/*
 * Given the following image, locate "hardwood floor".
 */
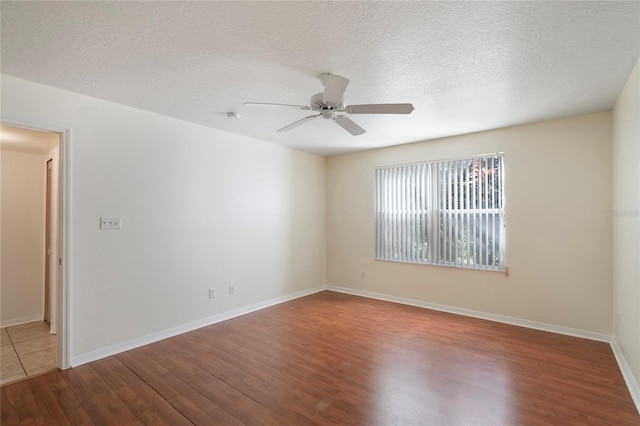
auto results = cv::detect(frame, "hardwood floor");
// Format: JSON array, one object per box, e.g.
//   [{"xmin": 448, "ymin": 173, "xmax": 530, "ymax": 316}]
[{"xmin": 1, "ymin": 291, "xmax": 638, "ymax": 425}]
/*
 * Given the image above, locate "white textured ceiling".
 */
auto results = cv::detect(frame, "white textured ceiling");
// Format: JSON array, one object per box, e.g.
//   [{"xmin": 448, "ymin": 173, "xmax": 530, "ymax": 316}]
[{"xmin": 1, "ymin": 1, "xmax": 638, "ymax": 156}]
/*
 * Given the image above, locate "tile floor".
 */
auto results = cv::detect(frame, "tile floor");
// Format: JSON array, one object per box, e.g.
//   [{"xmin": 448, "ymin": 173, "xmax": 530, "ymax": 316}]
[{"xmin": 1, "ymin": 321, "xmax": 57, "ymax": 386}]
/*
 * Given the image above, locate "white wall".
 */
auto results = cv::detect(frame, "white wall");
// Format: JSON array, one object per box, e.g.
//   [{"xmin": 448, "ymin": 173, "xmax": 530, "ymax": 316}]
[
  {"xmin": 1, "ymin": 75, "xmax": 326, "ymax": 362},
  {"xmin": 613, "ymin": 59, "xmax": 640, "ymax": 388},
  {"xmin": 1, "ymin": 150, "xmax": 45, "ymax": 326},
  {"xmin": 327, "ymin": 112, "xmax": 613, "ymax": 333}
]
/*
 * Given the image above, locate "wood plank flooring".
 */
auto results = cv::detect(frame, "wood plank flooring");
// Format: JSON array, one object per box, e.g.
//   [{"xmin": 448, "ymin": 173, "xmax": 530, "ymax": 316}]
[{"xmin": 1, "ymin": 291, "xmax": 638, "ymax": 425}]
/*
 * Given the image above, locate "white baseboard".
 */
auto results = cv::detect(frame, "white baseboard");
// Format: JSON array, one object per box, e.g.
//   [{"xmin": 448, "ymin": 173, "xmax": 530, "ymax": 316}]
[
  {"xmin": 1, "ymin": 314, "xmax": 43, "ymax": 329},
  {"xmin": 610, "ymin": 337, "xmax": 640, "ymax": 414},
  {"xmin": 70, "ymin": 286, "xmax": 325, "ymax": 367},
  {"xmin": 327, "ymin": 285, "xmax": 611, "ymax": 342},
  {"xmin": 68, "ymin": 282, "xmax": 640, "ymax": 415}
]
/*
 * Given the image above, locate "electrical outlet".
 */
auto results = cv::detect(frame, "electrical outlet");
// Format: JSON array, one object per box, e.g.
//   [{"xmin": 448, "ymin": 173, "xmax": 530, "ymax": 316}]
[
  {"xmin": 229, "ymin": 285, "xmax": 235, "ymax": 295},
  {"xmin": 209, "ymin": 288, "xmax": 215, "ymax": 299},
  {"xmin": 100, "ymin": 217, "xmax": 121, "ymax": 230}
]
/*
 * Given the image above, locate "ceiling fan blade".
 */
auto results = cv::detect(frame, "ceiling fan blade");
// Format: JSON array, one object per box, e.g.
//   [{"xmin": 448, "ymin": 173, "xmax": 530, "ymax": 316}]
[
  {"xmin": 277, "ymin": 114, "xmax": 321, "ymax": 132},
  {"xmin": 244, "ymin": 102, "xmax": 311, "ymax": 110},
  {"xmin": 346, "ymin": 103, "xmax": 415, "ymax": 114},
  {"xmin": 334, "ymin": 116, "xmax": 366, "ymax": 136},
  {"xmin": 323, "ymin": 74, "xmax": 350, "ymax": 104}
]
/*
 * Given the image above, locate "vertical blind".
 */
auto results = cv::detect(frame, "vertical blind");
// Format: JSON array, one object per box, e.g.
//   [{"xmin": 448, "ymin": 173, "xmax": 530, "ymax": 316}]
[{"xmin": 375, "ymin": 154, "xmax": 505, "ymax": 271}]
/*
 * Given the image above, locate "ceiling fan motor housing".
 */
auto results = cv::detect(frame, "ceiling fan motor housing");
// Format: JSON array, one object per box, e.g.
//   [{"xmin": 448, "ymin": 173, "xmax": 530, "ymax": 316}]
[{"xmin": 310, "ymin": 93, "xmax": 344, "ymax": 119}]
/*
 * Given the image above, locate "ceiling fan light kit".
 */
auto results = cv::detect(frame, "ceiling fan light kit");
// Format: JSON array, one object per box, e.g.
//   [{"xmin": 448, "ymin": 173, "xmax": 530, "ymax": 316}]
[{"xmin": 244, "ymin": 73, "xmax": 414, "ymax": 136}]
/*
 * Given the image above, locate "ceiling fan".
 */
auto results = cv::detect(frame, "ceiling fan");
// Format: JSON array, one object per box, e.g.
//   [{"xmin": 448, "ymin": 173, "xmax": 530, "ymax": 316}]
[{"xmin": 244, "ymin": 73, "xmax": 414, "ymax": 136}]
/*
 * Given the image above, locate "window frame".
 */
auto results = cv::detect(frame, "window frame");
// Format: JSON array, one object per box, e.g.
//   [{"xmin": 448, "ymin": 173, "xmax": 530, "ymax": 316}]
[{"xmin": 374, "ymin": 153, "xmax": 506, "ymax": 272}]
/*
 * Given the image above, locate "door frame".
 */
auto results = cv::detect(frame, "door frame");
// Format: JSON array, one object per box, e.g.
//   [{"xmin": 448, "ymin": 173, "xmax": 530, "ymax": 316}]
[
  {"xmin": 44, "ymin": 157, "xmax": 53, "ymax": 326},
  {"xmin": 2, "ymin": 117, "xmax": 71, "ymax": 370}
]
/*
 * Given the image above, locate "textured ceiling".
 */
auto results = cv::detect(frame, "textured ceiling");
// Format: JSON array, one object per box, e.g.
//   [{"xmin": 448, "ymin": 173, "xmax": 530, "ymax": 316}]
[{"xmin": 1, "ymin": 1, "xmax": 638, "ymax": 156}]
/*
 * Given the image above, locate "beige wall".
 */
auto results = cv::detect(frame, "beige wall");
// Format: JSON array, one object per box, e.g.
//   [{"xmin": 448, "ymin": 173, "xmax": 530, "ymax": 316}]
[
  {"xmin": 1, "ymin": 75, "xmax": 326, "ymax": 362},
  {"xmin": 327, "ymin": 111, "xmax": 613, "ymax": 333},
  {"xmin": 613, "ymin": 58, "xmax": 640, "ymax": 385},
  {"xmin": 1, "ymin": 150, "xmax": 45, "ymax": 326},
  {"xmin": 1, "ymin": 71, "xmax": 626, "ymax": 368}
]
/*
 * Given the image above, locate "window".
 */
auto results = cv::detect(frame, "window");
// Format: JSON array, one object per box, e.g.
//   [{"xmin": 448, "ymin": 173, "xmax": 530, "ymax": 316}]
[{"xmin": 375, "ymin": 154, "xmax": 505, "ymax": 271}]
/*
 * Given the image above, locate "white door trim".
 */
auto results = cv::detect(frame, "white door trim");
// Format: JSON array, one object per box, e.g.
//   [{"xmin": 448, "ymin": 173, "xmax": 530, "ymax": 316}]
[{"xmin": 1, "ymin": 116, "xmax": 71, "ymax": 370}]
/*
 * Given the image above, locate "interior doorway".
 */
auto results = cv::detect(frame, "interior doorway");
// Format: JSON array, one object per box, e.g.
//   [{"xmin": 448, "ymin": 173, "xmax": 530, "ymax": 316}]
[{"xmin": 0, "ymin": 122, "xmax": 68, "ymax": 385}]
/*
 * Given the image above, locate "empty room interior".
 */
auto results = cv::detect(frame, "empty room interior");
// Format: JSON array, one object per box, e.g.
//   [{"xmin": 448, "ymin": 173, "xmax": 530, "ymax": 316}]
[{"xmin": 1, "ymin": 1, "xmax": 639, "ymax": 425}]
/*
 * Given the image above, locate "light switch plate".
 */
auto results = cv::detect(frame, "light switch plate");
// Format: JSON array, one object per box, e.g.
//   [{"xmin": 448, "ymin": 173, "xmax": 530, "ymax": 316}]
[{"xmin": 100, "ymin": 217, "xmax": 121, "ymax": 230}]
